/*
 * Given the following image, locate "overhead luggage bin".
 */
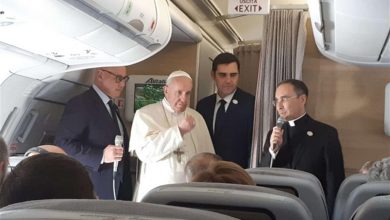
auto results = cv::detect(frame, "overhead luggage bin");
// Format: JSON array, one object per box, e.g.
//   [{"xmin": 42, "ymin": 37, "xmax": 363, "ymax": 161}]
[
  {"xmin": 0, "ymin": 0, "xmax": 172, "ymax": 82},
  {"xmin": 308, "ymin": 0, "xmax": 390, "ymax": 67}
]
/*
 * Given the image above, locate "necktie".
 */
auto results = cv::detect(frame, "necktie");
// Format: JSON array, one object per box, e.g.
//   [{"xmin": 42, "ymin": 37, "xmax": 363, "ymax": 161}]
[
  {"xmin": 108, "ymin": 100, "xmax": 131, "ymax": 200},
  {"xmin": 214, "ymin": 99, "xmax": 226, "ymax": 135},
  {"xmin": 108, "ymin": 100, "xmax": 120, "ymax": 132}
]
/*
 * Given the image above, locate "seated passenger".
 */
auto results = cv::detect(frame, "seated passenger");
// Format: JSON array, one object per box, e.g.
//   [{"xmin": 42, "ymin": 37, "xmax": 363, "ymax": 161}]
[
  {"xmin": 0, "ymin": 137, "xmax": 9, "ymax": 185},
  {"xmin": 0, "ymin": 153, "xmax": 96, "ymax": 207},
  {"xmin": 24, "ymin": 145, "xmax": 67, "ymax": 157},
  {"xmin": 367, "ymin": 157, "xmax": 390, "ymax": 181},
  {"xmin": 359, "ymin": 160, "xmax": 375, "ymax": 174},
  {"xmin": 184, "ymin": 152, "xmax": 221, "ymax": 182},
  {"xmin": 191, "ymin": 160, "xmax": 255, "ymax": 185}
]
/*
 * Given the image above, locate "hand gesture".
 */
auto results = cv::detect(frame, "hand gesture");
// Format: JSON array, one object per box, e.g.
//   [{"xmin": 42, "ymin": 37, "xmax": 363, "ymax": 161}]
[
  {"xmin": 178, "ymin": 115, "xmax": 196, "ymax": 136},
  {"xmin": 103, "ymin": 144, "xmax": 123, "ymax": 163}
]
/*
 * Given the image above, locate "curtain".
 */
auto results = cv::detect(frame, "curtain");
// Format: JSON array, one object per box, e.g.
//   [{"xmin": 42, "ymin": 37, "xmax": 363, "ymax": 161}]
[
  {"xmin": 233, "ymin": 44, "xmax": 261, "ymax": 96},
  {"xmin": 250, "ymin": 10, "xmax": 308, "ymax": 168}
]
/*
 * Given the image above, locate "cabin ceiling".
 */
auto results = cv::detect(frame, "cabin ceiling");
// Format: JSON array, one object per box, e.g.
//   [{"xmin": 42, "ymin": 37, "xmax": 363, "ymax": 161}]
[{"xmin": 170, "ymin": 0, "xmax": 307, "ymax": 51}]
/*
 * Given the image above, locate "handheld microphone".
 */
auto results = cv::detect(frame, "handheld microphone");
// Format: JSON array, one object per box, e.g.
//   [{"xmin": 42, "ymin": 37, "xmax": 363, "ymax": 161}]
[
  {"xmin": 276, "ymin": 117, "xmax": 286, "ymax": 129},
  {"xmin": 270, "ymin": 117, "xmax": 285, "ymax": 168},
  {"xmin": 113, "ymin": 135, "xmax": 123, "ymax": 200},
  {"xmin": 113, "ymin": 135, "xmax": 123, "ymax": 173}
]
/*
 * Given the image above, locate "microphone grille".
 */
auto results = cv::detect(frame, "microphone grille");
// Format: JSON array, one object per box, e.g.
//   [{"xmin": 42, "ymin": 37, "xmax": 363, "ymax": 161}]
[
  {"xmin": 115, "ymin": 135, "xmax": 123, "ymax": 146},
  {"xmin": 276, "ymin": 117, "xmax": 286, "ymax": 128}
]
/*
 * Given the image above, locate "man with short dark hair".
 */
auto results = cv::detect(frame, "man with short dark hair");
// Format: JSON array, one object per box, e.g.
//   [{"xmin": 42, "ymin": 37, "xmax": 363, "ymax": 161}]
[
  {"xmin": 55, "ymin": 66, "xmax": 132, "ymax": 200},
  {"xmin": 261, "ymin": 79, "xmax": 345, "ymax": 215},
  {"xmin": 197, "ymin": 52, "xmax": 255, "ymax": 168},
  {"xmin": 0, "ymin": 153, "xmax": 96, "ymax": 207},
  {"xmin": 0, "ymin": 137, "xmax": 9, "ymax": 185}
]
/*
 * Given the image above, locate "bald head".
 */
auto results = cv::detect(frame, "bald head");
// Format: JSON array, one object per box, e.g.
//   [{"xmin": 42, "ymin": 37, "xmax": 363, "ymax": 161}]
[
  {"xmin": 94, "ymin": 66, "xmax": 128, "ymax": 98},
  {"xmin": 25, "ymin": 145, "xmax": 67, "ymax": 157}
]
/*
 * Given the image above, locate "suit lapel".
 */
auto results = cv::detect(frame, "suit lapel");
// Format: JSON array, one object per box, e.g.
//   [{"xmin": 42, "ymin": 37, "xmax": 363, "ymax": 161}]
[
  {"xmin": 225, "ymin": 89, "xmax": 242, "ymax": 114},
  {"xmin": 89, "ymin": 88, "xmax": 121, "ymax": 139}
]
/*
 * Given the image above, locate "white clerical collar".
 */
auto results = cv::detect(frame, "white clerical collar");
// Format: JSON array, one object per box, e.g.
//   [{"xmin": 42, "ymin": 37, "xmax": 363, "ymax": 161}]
[
  {"xmin": 217, "ymin": 89, "xmax": 236, "ymax": 104},
  {"xmin": 162, "ymin": 98, "xmax": 186, "ymax": 115},
  {"xmin": 288, "ymin": 112, "xmax": 306, "ymax": 127}
]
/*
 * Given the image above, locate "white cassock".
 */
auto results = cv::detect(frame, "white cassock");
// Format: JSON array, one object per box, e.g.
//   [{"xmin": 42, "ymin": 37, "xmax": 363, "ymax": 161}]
[{"xmin": 129, "ymin": 98, "xmax": 214, "ymax": 201}]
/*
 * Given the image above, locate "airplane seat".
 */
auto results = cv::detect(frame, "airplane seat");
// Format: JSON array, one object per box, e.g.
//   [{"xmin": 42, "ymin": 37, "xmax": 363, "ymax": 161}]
[
  {"xmin": 332, "ymin": 174, "xmax": 368, "ymax": 220},
  {"xmin": 350, "ymin": 195, "xmax": 390, "ymax": 220},
  {"xmin": 141, "ymin": 182, "xmax": 313, "ymax": 220},
  {"xmin": 247, "ymin": 168, "xmax": 328, "ymax": 220},
  {"xmin": 0, "ymin": 199, "xmax": 237, "ymax": 220},
  {"xmin": 246, "ymin": 167, "xmax": 324, "ymax": 191},
  {"xmin": 340, "ymin": 181, "xmax": 390, "ymax": 220}
]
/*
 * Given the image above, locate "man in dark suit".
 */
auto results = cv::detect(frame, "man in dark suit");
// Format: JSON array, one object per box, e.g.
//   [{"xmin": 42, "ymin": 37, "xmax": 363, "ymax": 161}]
[
  {"xmin": 55, "ymin": 66, "xmax": 132, "ymax": 200},
  {"xmin": 260, "ymin": 79, "xmax": 345, "ymax": 215},
  {"xmin": 197, "ymin": 53, "xmax": 255, "ymax": 168}
]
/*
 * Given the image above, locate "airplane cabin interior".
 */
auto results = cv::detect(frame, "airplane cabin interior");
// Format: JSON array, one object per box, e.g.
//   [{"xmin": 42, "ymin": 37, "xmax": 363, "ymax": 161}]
[{"xmin": 0, "ymin": 0, "xmax": 390, "ymax": 219}]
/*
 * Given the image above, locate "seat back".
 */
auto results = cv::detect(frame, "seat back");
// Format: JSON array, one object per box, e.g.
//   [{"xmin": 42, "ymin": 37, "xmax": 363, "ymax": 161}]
[
  {"xmin": 351, "ymin": 195, "xmax": 390, "ymax": 220},
  {"xmin": 0, "ymin": 199, "xmax": 238, "ymax": 220},
  {"xmin": 246, "ymin": 167, "xmax": 324, "ymax": 190},
  {"xmin": 247, "ymin": 168, "xmax": 328, "ymax": 220},
  {"xmin": 332, "ymin": 174, "xmax": 368, "ymax": 220},
  {"xmin": 342, "ymin": 181, "xmax": 390, "ymax": 220},
  {"xmin": 142, "ymin": 182, "xmax": 313, "ymax": 220}
]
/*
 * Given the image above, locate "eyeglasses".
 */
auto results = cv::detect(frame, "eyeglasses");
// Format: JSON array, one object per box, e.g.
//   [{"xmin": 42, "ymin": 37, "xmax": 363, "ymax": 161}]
[
  {"xmin": 101, "ymin": 69, "xmax": 129, "ymax": 83},
  {"xmin": 272, "ymin": 95, "xmax": 299, "ymax": 106}
]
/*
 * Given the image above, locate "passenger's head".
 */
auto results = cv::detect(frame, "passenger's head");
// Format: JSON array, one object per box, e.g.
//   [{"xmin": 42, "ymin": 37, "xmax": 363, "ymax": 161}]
[
  {"xmin": 274, "ymin": 79, "xmax": 308, "ymax": 121},
  {"xmin": 94, "ymin": 66, "xmax": 128, "ymax": 98},
  {"xmin": 359, "ymin": 160, "xmax": 375, "ymax": 175},
  {"xmin": 24, "ymin": 145, "xmax": 67, "ymax": 157},
  {"xmin": 0, "ymin": 137, "xmax": 9, "ymax": 184},
  {"xmin": 184, "ymin": 152, "xmax": 222, "ymax": 182},
  {"xmin": 211, "ymin": 53, "xmax": 240, "ymax": 98},
  {"xmin": 164, "ymin": 70, "xmax": 193, "ymax": 113},
  {"xmin": 367, "ymin": 157, "xmax": 390, "ymax": 181},
  {"xmin": 0, "ymin": 153, "xmax": 96, "ymax": 207},
  {"xmin": 191, "ymin": 161, "xmax": 255, "ymax": 185}
]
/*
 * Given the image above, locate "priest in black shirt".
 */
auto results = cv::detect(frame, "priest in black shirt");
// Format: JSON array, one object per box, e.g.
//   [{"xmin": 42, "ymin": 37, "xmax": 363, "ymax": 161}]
[{"xmin": 261, "ymin": 79, "xmax": 345, "ymax": 216}]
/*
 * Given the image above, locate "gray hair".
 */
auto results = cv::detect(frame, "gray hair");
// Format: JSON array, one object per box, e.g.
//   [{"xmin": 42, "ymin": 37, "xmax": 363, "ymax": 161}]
[{"xmin": 368, "ymin": 157, "xmax": 390, "ymax": 181}]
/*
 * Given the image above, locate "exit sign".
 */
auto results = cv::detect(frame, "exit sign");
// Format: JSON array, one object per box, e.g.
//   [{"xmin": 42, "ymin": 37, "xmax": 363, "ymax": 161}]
[{"xmin": 228, "ymin": 0, "xmax": 270, "ymax": 15}]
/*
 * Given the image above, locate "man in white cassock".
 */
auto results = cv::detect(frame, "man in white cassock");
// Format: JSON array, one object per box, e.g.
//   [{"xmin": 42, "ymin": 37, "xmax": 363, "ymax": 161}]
[{"xmin": 129, "ymin": 70, "xmax": 215, "ymax": 201}]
